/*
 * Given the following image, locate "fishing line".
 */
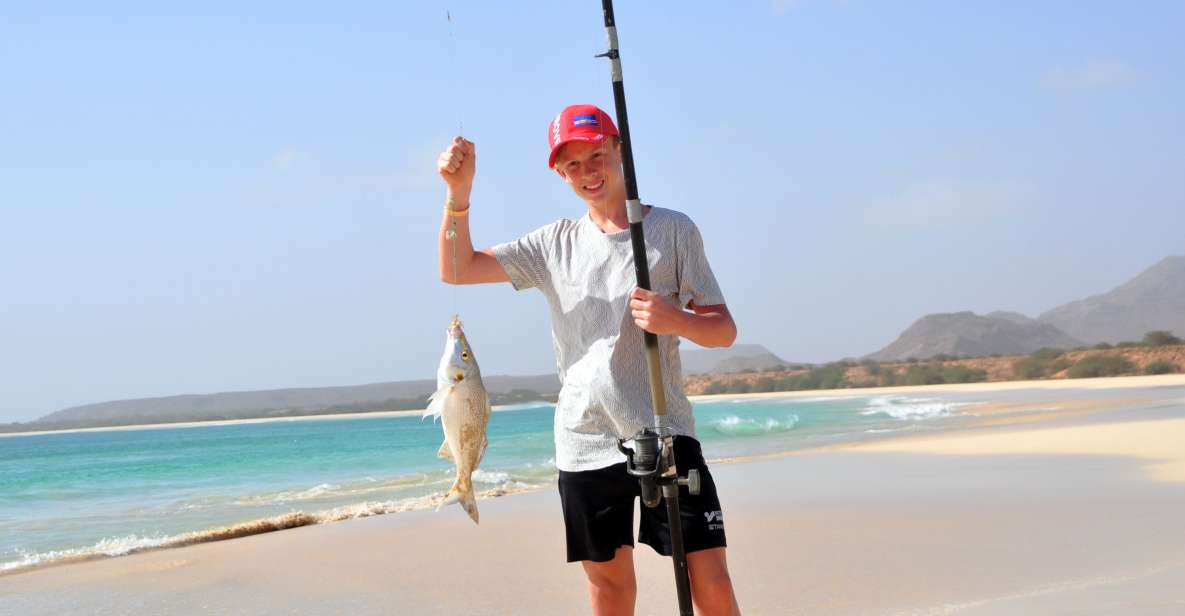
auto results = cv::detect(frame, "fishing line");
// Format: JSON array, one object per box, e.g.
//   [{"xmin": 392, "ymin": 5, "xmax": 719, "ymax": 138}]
[
  {"xmin": 446, "ymin": 9, "xmax": 463, "ymax": 137},
  {"xmin": 444, "ymin": 7, "xmax": 463, "ymax": 315}
]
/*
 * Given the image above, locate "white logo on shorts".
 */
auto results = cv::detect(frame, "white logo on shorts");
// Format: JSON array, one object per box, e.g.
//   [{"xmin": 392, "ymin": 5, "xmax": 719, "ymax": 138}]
[{"xmin": 704, "ymin": 510, "xmax": 723, "ymax": 523}]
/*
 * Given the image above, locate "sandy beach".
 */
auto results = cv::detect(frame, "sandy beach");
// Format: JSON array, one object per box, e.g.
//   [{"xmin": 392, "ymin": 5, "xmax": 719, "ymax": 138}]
[{"xmin": 4, "ymin": 376, "xmax": 1185, "ymax": 615}]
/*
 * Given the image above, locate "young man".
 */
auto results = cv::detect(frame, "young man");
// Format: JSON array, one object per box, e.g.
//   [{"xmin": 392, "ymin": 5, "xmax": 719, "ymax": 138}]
[{"xmin": 436, "ymin": 104, "xmax": 741, "ymax": 616}]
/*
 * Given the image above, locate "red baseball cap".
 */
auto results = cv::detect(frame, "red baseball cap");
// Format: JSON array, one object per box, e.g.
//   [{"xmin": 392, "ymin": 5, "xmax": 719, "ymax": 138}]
[{"xmin": 547, "ymin": 104, "xmax": 619, "ymax": 168}]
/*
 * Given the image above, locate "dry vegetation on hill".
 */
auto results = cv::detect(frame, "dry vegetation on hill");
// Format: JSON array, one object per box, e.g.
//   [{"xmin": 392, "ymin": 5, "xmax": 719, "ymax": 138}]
[{"xmin": 685, "ymin": 336, "xmax": 1185, "ymax": 396}]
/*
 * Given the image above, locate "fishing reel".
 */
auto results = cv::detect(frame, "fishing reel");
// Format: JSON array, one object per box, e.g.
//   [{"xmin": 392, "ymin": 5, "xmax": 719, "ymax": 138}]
[{"xmin": 617, "ymin": 429, "xmax": 700, "ymax": 508}]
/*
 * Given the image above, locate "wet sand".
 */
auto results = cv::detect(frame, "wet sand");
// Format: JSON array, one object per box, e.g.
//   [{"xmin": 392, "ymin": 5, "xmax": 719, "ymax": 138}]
[{"xmin": 4, "ymin": 378, "xmax": 1185, "ymax": 614}]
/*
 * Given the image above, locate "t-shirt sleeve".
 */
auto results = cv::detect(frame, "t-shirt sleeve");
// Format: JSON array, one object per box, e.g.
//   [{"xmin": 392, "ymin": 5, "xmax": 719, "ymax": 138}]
[
  {"xmin": 490, "ymin": 224, "xmax": 553, "ymax": 291},
  {"xmin": 677, "ymin": 219, "xmax": 726, "ymax": 309}
]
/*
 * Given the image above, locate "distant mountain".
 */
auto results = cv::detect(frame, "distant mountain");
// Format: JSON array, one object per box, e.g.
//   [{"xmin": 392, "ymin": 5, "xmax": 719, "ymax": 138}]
[
  {"xmin": 680, "ymin": 344, "xmax": 790, "ymax": 375},
  {"xmin": 985, "ymin": 310, "xmax": 1037, "ymax": 326},
  {"xmin": 28, "ymin": 344, "xmax": 791, "ymax": 429},
  {"xmin": 867, "ymin": 311, "xmax": 1083, "ymax": 361},
  {"xmin": 1038, "ymin": 256, "xmax": 1185, "ymax": 344},
  {"xmin": 37, "ymin": 374, "xmax": 561, "ymax": 425}
]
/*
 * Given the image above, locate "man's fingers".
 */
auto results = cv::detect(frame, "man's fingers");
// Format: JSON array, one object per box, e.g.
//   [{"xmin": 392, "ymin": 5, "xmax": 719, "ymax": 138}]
[
  {"xmin": 438, "ymin": 149, "xmax": 464, "ymax": 170},
  {"xmin": 438, "ymin": 139, "xmax": 475, "ymax": 177},
  {"xmin": 450, "ymin": 138, "xmax": 475, "ymax": 155}
]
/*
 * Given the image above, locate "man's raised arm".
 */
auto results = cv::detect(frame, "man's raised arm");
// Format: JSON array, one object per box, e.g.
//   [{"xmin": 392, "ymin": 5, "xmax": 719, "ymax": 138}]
[{"xmin": 436, "ymin": 137, "xmax": 509, "ymax": 285}]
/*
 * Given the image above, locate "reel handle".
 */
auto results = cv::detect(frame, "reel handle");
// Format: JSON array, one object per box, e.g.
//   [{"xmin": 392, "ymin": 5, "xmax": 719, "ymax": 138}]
[{"xmin": 678, "ymin": 469, "xmax": 701, "ymax": 496}]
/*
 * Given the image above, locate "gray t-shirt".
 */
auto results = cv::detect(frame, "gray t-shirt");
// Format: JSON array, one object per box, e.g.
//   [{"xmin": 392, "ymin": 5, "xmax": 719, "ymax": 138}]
[{"xmin": 491, "ymin": 207, "xmax": 726, "ymax": 472}]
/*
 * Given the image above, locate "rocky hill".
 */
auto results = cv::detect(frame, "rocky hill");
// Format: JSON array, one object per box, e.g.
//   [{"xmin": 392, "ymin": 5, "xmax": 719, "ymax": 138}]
[
  {"xmin": 867, "ymin": 312, "xmax": 1082, "ymax": 361},
  {"xmin": 866, "ymin": 255, "xmax": 1184, "ymax": 360},
  {"xmin": 1039, "ymin": 256, "xmax": 1185, "ymax": 344},
  {"xmin": 679, "ymin": 344, "xmax": 790, "ymax": 375}
]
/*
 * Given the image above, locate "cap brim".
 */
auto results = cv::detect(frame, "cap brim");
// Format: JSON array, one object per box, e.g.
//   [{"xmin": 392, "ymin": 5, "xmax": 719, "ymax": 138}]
[{"xmin": 548, "ymin": 134, "xmax": 608, "ymax": 168}]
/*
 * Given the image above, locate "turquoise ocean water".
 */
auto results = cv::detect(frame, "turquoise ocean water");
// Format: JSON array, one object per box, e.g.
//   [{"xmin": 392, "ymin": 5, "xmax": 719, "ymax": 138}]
[{"xmin": 0, "ymin": 394, "xmax": 976, "ymax": 572}]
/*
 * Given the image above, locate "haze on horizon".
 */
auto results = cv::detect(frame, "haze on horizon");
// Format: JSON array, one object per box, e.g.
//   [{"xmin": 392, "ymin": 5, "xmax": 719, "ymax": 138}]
[{"xmin": 2, "ymin": 1, "xmax": 1183, "ymax": 423}]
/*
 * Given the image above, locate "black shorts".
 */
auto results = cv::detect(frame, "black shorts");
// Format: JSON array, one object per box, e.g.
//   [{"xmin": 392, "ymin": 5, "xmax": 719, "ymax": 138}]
[{"xmin": 557, "ymin": 436, "xmax": 727, "ymax": 563}]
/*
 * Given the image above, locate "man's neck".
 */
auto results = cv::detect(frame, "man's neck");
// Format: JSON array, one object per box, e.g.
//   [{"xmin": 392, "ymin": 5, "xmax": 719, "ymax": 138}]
[{"xmin": 585, "ymin": 192, "xmax": 647, "ymax": 234}]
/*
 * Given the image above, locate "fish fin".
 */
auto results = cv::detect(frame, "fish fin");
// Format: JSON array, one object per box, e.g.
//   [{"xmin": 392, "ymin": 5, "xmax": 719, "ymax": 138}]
[
  {"xmin": 437, "ymin": 439, "xmax": 454, "ymax": 462},
  {"xmin": 422, "ymin": 386, "xmax": 453, "ymax": 421},
  {"xmin": 436, "ymin": 485, "xmax": 479, "ymax": 524}
]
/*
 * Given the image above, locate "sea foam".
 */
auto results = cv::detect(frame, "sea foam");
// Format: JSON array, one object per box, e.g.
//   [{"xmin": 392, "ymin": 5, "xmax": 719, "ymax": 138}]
[{"xmin": 471, "ymin": 469, "xmax": 511, "ymax": 484}]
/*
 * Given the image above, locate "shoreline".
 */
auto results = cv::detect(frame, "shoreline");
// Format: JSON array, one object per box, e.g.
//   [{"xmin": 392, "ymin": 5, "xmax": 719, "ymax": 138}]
[
  {"xmin": 4, "ymin": 383, "xmax": 1185, "ymax": 613},
  {"xmin": 5, "ymin": 376, "xmax": 1180, "ymax": 578},
  {"xmin": 6, "ymin": 373, "xmax": 1184, "ymax": 439},
  {"xmin": 0, "ymin": 401, "xmax": 553, "ymax": 439}
]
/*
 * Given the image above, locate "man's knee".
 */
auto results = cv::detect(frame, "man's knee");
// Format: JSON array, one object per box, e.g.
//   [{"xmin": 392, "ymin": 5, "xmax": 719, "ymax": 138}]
[
  {"xmin": 582, "ymin": 548, "xmax": 637, "ymax": 595},
  {"xmin": 583, "ymin": 564, "xmax": 636, "ymax": 594}
]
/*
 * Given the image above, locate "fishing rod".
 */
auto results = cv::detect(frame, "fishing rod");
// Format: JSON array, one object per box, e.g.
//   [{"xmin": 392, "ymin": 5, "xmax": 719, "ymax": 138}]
[{"xmin": 596, "ymin": 2, "xmax": 699, "ymax": 615}]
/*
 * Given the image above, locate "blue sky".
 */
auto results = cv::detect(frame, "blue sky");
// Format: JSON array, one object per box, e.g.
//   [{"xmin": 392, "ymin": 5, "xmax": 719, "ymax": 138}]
[{"xmin": 2, "ymin": 1, "xmax": 1183, "ymax": 422}]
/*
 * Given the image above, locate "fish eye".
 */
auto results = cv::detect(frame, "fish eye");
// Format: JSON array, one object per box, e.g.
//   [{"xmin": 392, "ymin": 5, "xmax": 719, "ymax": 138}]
[{"xmin": 461, "ymin": 351, "xmax": 470, "ymax": 360}]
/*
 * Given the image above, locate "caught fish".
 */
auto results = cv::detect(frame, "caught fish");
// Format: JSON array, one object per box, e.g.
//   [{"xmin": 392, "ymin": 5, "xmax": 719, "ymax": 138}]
[{"xmin": 425, "ymin": 316, "xmax": 492, "ymax": 524}]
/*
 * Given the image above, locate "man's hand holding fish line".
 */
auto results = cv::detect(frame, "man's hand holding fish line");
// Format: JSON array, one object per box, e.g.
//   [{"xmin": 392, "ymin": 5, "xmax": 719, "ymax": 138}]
[
  {"xmin": 435, "ymin": 106, "xmax": 741, "ymax": 616},
  {"xmin": 437, "ymin": 137, "xmax": 503, "ymax": 285}
]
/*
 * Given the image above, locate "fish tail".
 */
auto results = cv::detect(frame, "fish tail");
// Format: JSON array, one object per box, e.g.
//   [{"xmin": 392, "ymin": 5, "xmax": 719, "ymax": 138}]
[{"xmin": 437, "ymin": 479, "xmax": 479, "ymax": 524}]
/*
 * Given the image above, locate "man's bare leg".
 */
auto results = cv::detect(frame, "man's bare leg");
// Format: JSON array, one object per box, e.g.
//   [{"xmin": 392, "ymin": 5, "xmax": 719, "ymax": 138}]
[
  {"xmin": 581, "ymin": 545, "xmax": 637, "ymax": 616},
  {"xmin": 688, "ymin": 547, "xmax": 741, "ymax": 615}
]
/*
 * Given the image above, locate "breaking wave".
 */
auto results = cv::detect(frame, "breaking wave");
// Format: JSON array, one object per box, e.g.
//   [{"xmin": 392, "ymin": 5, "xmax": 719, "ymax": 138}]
[
  {"xmin": 711, "ymin": 414, "xmax": 799, "ymax": 436},
  {"xmin": 491, "ymin": 401, "xmax": 554, "ymax": 412},
  {"xmin": 859, "ymin": 397, "xmax": 960, "ymax": 420},
  {"xmin": 226, "ymin": 474, "xmax": 447, "ymax": 507}
]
